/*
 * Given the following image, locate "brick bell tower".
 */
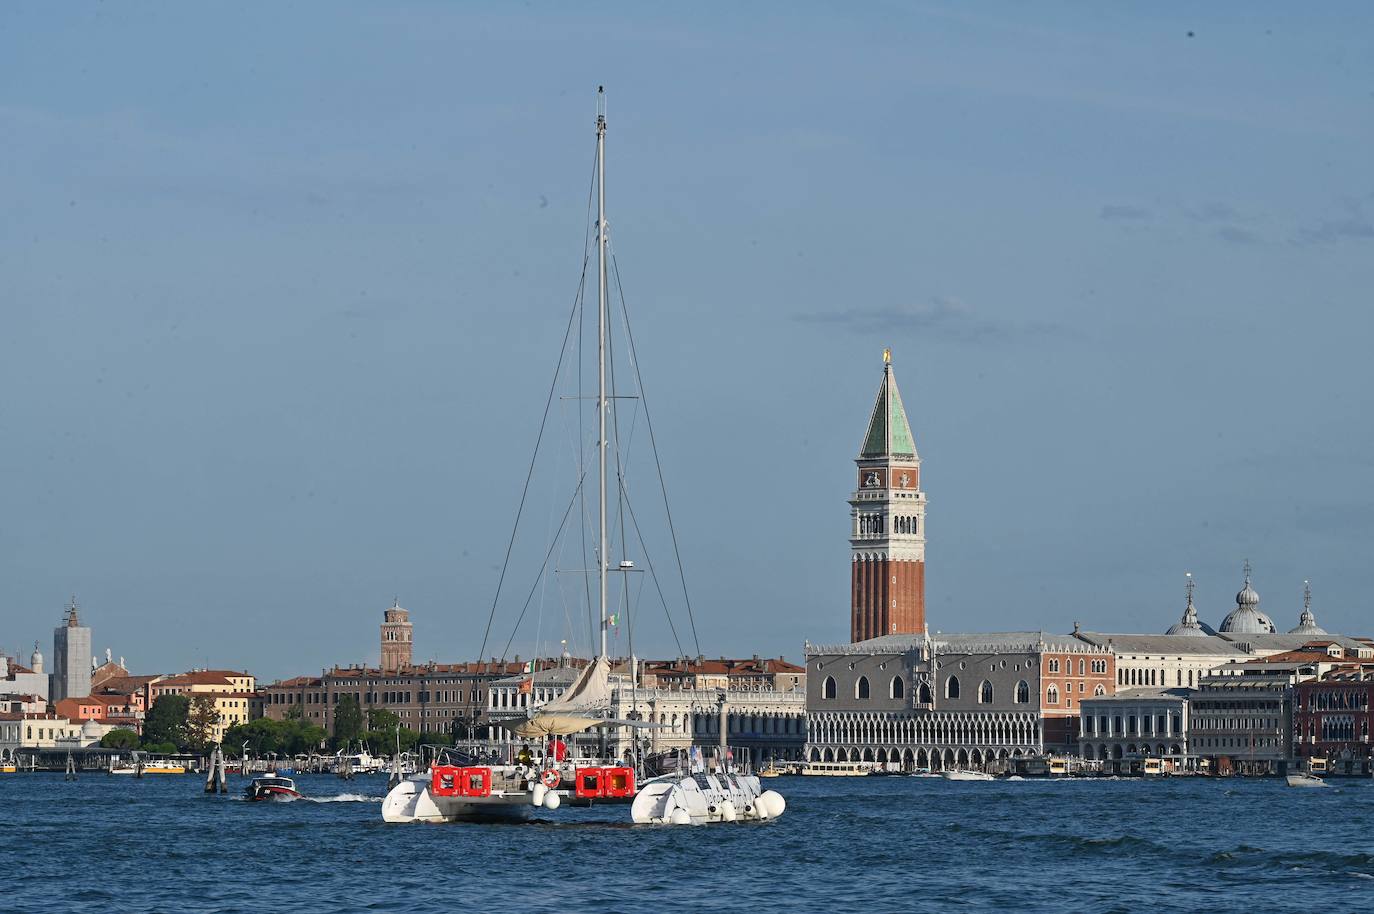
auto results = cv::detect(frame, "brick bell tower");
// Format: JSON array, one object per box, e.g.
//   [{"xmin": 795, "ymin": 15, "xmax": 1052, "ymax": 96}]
[
  {"xmin": 380, "ymin": 598, "xmax": 413, "ymax": 673},
  {"xmin": 850, "ymin": 349, "xmax": 926, "ymax": 641}
]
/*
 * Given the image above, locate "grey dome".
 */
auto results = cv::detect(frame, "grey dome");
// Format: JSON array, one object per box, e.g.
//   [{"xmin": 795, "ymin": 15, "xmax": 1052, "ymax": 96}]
[
  {"xmin": 1218, "ymin": 566, "xmax": 1276, "ymax": 635},
  {"xmin": 1288, "ymin": 582, "xmax": 1327, "ymax": 635},
  {"xmin": 1166, "ymin": 590, "xmax": 1208, "ymax": 636}
]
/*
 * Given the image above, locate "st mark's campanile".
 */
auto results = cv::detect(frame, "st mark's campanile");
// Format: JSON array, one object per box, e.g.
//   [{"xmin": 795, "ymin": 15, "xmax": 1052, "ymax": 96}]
[{"xmin": 850, "ymin": 350, "xmax": 926, "ymax": 641}]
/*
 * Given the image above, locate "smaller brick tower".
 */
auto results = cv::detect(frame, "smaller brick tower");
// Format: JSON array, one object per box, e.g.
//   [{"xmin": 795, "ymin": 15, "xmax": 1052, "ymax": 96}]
[
  {"xmin": 380, "ymin": 598, "xmax": 413, "ymax": 673},
  {"xmin": 850, "ymin": 350, "xmax": 926, "ymax": 642}
]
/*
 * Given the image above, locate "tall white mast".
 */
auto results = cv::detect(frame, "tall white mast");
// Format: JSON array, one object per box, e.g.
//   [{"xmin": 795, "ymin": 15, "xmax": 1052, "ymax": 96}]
[{"xmin": 596, "ymin": 87, "xmax": 609, "ymax": 660}]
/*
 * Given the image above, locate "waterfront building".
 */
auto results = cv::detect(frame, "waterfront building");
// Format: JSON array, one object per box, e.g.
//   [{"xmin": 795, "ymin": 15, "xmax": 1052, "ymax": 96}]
[
  {"xmin": 379, "ymin": 599, "xmax": 413, "ymax": 673},
  {"xmin": 1078, "ymin": 688, "xmax": 1191, "ymax": 773},
  {"xmin": 1293, "ymin": 662, "xmax": 1374, "ymax": 776},
  {"xmin": 849, "ymin": 351, "xmax": 926, "ymax": 642},
  {"xmin": 804, "ymin": 632, "xmax": 1115, "ymax": 770},
  {"xmin": 0, "ymin": 712, "xmax": 106, "ymax": 762},
  {"xmin": 50, "ymin": 598, "xmax": 91, "ymax": 704},
  {"xmin": 484, "ymin": 662, "xmax": 807, "ymax": 767},
  {"xmin": 1185, "ymin": 647, "xmax": 1349, "ymax": 776},
  {"xmin": 0, "ymin": 645, "xmax": 49, "ymax": 701},
  {"xmin": 150, "ymin": 670, "xmax": 256, "ymax": 745},
  {"xmin": 257, "ymin": 660, "xmax": 530, "ymax": 736}
]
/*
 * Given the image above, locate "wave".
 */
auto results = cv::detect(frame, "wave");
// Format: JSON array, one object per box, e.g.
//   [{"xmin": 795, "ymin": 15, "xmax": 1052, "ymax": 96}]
[{"xmin": 306, "ymin": 793, "xmax": 382, "ymax": 803}]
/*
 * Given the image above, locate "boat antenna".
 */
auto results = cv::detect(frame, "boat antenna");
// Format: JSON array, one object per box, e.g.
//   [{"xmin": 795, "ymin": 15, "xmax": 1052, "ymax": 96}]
[{"xmin": 597, "ymin": 85, "xmax": 609, "ymax": 660}]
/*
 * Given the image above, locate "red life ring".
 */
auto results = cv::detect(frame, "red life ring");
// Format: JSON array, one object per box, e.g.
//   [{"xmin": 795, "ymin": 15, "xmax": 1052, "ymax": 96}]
[{"xmin": 541, "ymin": 768, "xmax": 561, "ymax": 789}]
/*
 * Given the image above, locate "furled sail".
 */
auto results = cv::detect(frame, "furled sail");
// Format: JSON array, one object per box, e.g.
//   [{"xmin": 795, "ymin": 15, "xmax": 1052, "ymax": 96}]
[{"xmin": 538, "ymin": 655, "xmax": 612, "ymax": 714}]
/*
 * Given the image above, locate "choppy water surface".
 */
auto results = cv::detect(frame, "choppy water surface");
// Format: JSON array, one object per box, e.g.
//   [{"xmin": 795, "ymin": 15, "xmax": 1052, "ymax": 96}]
[{"xmin": 5, "ymin": 773, "xmax": 1373, "ymax": 913}]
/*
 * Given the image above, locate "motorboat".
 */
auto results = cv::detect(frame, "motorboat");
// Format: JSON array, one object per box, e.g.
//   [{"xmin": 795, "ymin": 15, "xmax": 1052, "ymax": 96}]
[
  {"xmin": 631, "ymin": 770, "xmax": 785, "ymax": 825},
  {"xmin": 941, "ymin": 769, "xmax": 995, "ymax": 781},
  {"xmin": 382, "ymin": 756, "xmax": 639, "ymax": 823},
  {"xmin": 244, "ymin": 774, "xmax": 302, "ymax": 801},
  {"xmin": 1285, "ymin": 773, "xmax": 1330, "ymax": 789}
]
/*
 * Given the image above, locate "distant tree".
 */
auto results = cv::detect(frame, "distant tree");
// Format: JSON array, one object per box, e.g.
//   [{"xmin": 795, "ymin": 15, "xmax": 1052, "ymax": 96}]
[
  {"xmin": 100, "ymin": 728, "xmax": 140, "ymax": 750},
  {"xmin": 334, "ymin": 695, "xmax": 363, "ymax": 745},
  {"xmin": 142, "ymin": 694, "xmax": 189, "ymax": 749},
  {"xmin": 285, "ymin": 703, "xmax": 304, "ymax": 721},
  {"xmin": 140, "ymin": 741, "xmax": 179, "ymax": 755},
  {"xmin": 366, "ymin": 708, "xmax": 400, "ymax": 733},
  {"xmin": 185, "ymin": 695, "xmax": 221, "ymax": 752}
]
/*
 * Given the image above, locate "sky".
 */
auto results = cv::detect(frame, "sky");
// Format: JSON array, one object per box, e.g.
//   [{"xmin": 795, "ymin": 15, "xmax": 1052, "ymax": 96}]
[{"xmin": 2, "ymin": 2, "xmax": 1372, "ymax": 680}]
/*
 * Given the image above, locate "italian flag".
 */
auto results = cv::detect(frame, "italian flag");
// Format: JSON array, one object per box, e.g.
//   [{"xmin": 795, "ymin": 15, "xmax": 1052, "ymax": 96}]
[{"xmin": 521, "ymin": 660, "xmax": 533, "ymax": 673}]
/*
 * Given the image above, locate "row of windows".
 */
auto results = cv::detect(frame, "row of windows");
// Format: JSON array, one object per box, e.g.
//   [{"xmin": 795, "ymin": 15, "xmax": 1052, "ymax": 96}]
[
  {"xmin": 1119, "ymin": 668, "xmax": 1201, "ymax": 688},
  {"xmin": 822, "ymin": 675, "xmax": 1106, "ymax": 706},
  {"xmin": 1304, "ymin": 690, "xmax": 1371, "ymax": 711},
  {"xmin": 1047, "ymin": 659, "xmax": 1109, "ymax": 675},
  {"xmin": 1083, "ymin": 713, "xmax": 1182, "ymax": 737}
]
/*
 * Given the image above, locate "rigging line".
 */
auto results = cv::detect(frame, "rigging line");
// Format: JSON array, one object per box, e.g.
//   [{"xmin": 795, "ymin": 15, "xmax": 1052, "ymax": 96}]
[
  {"xmin": 609, "ymin": 250, "xmax": 702, "ymax": 657},
  {"xmin": 619, "ymin": 473, "xmax": 686, "ymax": 658},
  {"xmin": 499, "ymin": 472, "xmax": 587, "ymax": 663},
  {"xmin": 476, "ymin": 145, "xmax": 598, "ymax": 665}
]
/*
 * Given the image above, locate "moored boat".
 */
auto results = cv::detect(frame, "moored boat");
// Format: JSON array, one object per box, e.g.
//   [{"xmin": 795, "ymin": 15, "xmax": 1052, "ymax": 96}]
[
  {"xmin": 941, "ymin": 769, "xmax": 995, "ymax": 781},
  {"xmin": 245, "ymin": 774, "xmax": 302, "ymax": 801},
  {"xmin": 631, "ymin": 770, "xmax": 785, "ymax": 825}
]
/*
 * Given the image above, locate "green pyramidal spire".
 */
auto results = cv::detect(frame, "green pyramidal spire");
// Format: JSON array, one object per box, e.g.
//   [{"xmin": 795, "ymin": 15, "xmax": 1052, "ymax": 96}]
[{"xmin": 860, "ymin": 351, "xmax": 918, "ymax": 460}]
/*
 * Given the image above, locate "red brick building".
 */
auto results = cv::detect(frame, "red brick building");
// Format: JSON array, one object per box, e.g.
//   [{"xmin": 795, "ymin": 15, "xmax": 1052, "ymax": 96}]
[
  {"xmin": 850, "ymin": 351, "xmax": 926, "ymax": 642},
  {"xmin": 1294, "ymin": 663, "xmax": 1374, "ymax": 776}
]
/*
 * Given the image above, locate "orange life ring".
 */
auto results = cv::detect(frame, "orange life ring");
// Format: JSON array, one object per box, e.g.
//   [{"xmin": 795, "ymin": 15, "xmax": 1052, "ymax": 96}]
[{"xmin": 541, "ymin": 768, "xmax": 561, "ymax": 789}]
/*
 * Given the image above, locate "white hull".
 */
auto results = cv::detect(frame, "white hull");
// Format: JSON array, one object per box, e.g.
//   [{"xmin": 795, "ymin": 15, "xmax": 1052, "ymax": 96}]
[
  {"xmin": 382, "ymin": 773, "xmax": 546, "ymax": 823},
  {"xmin": 941, "ymin": 769, "xmax": 995, "ymax": 781},
  {"xmin": 631, "ymin": 771, "xmax": 785, "ymax": 825},
  {"xmin": 1286, "ymin": 774, "xmax": 1329, "ymax": 789}
]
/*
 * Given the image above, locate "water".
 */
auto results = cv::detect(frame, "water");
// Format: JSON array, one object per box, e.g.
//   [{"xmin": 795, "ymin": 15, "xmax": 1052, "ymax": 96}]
[{"xmin": 5, "ymin": 773, "xmax": 1373, "ymax": 913}]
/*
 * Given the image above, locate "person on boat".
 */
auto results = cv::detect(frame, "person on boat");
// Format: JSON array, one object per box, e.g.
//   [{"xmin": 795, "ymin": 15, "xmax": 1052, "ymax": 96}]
[
  {"xmin": 517, "ymin": 743, "xmax": 533, "ymax": 767},
  {"xmin": 546, "ymin": 738, "xmax": 567, "ymax": 762}
]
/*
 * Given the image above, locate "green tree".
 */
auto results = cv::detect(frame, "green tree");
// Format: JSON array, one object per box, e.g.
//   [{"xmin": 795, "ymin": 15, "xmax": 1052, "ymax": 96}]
[
  {"xmin": 185, "ymin": 695, "xmax": 221, "ymax": 752},
  {"xmin": 143, "ymin": 694, "xmax": 189, "ymax": 749},
  {"xmin": 334, "ymin": 695, "xmax": 363, "ymax": 745},
  {"xmin": 366, "ymin": 708, "xmax": 400, "ymax": 732},
  {"xmin": 100, "ymin": 728, "xmax": 140, "ymax": 750},
  {"xmin": 285, "ymin": 703, "xmax": 304, "ymax": 721}
]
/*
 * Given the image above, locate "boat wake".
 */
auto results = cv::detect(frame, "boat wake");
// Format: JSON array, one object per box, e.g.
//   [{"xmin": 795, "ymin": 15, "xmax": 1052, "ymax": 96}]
[{"xmin": 307, "ymin": 793, "xmax": 382, "ymax": 803}]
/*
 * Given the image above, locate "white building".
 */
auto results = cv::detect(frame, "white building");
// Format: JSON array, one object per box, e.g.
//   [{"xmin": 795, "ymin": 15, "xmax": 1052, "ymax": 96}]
[{"xmin": 1078, "ymin": 688, "xmax": 1191, "ymax": 771}]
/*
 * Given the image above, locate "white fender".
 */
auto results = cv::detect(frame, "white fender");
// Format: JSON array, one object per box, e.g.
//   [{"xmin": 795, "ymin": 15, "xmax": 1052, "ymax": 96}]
[
  {"xmin": 669, "ymin": 807, "xmax": 692, "ymax": 826},
  {"xmin": 720, "ymin": 799, "xmax": 737, "ymax": 822},
  {"xmin": 531, "ymin": 783, "xmax": 547, "ymax": 807},
  {"xmin": 759, "ymin": 790, "xmax": 786, "ymax": 819},
  {"xmin": 543, "ymin": 789, "xmax": 561, "ymax": 810}
]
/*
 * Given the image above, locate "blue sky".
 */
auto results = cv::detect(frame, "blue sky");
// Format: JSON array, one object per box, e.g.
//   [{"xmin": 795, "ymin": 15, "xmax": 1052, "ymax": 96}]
[{"xmin": 2, "ymin": 3, "xmax": 1372, "ymax": 679}]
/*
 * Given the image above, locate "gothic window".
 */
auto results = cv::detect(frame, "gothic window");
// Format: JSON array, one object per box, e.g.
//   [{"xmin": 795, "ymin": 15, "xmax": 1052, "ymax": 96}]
[
  {"xmin": 1094, "ymin": 684, "xmax": 1106, "ymax": 697},
  {"xmin": 1048, "ymin": 659, "xmax": 1060, "ymax": 673},
  {"xmin": 891, "ymin": 676, "xmax": 905, "ymax": 699},
  {"xmin": 919, "ymin": 681, "xmax": 932, "ymax": 704},
  {"xmin": 1015, "ymin": 681, "xmax": 1030, "ymax": 704},
  {"xmin": 1046, "ymin": 685, "xmax": 1060, "ymax": 705},
  {"xmin": 945, "ymin": 676, "xmax": 960, "ymax": 699},
  {"xmin": 979, "ymin": 680, "xmax": 993, "ymax": 704},
  {"xmin": 856, "ymin": 676, "xmax": 870, "ymax": 700},
  {"xmin": 1078, "ymin": 659, "xmax": 1085, "ymax": 676},
  {"xmin": 823, "ymin": 676, "xmax": 836, "ymax": 700}
]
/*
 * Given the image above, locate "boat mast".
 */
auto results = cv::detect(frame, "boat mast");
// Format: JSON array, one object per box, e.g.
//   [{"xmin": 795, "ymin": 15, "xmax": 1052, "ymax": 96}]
[{"xmin": 596, "ymin": 86, "xmax": 609, "ymax": 660}]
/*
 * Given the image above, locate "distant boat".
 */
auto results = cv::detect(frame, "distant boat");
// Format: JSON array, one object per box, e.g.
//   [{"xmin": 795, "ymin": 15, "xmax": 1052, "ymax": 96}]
[
  {"xmin": 1285, "ymin": 773, "xmax": 1329, "ymax": 789},
  {"xmin": 245, "ymin": 774, "xmax": 302, "ymax": 801},
  {"xmin": 941, "ymin": 769, "xmax": 995, "ymax": 782}
]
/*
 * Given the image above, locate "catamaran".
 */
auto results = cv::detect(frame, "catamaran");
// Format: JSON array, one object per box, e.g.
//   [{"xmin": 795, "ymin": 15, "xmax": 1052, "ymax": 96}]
[{"xmin": 382, "ymin": 90, "xmax": 784, "ymax": 826}]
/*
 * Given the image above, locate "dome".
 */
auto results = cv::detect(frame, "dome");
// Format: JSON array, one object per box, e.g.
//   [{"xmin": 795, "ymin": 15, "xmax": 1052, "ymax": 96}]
[
  {"xmin": 1218, "ymin": 564, "xmax": 1276, "ymax": 635},
  {"xmin": 1288, "ymin": 581, "xmax": 1327, "ymax": 635},
  {"xmin": 80, "ymin": 719, "xmax": 103, "ymax": 738},
  {"xmin": 1166, "ymin": 574, "xmax": 1212, "ymax": 636}
]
